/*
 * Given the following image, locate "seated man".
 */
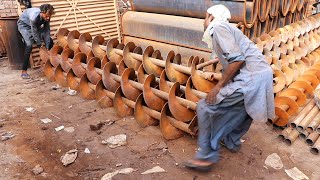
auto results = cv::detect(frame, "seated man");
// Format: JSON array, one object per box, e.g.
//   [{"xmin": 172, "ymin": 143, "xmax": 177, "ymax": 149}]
[
  {"xmin": 185, "ymin": 5, "xmax": 275, "ymax": 172},
  {"xmin": 17, "ymin": 4, "xmax": 54, "ymax": 79}
]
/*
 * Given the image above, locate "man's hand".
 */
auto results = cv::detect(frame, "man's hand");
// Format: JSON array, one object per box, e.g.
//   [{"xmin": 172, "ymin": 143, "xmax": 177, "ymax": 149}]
[
  {"xmin": 37, "ymin": 44, "xmax": 42, "ymax": 48},
  {"xmin": 205, "ymin": 61, "xmax": 244, "ymax": 105},
  {"xmin": 205, "ymin": 84, "xmax": 222, "ymax": 105}
]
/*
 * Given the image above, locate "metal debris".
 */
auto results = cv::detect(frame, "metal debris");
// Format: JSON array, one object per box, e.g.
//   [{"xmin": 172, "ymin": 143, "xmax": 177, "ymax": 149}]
[
  {"xmin": 101, "ymin": 168, "xmax": 136, "ymax": 180},
  {"xmin": 285, "ymin": 167, "xmax": 309, "ymax": 180},
  {"xmin": 265, "ymin": 153, "xmax": 283, "ymax": 170},
  {"xmin": 102, "ymin": 134, "xmax": 127, "ymax": 148},
  {"xmin": 40, "ymin": 118, "xmax": 52, "ymax": 124},
  {"xmin": 1, "ymin": 132, "xmax": 15, "ymax": 141},
  {"xmin": 61, "ymin": 149, "xmax": 78, "ymax": 166},
  {"xmin": 141, "ymin": 166, "xmax": 166, "ymax": 175}
]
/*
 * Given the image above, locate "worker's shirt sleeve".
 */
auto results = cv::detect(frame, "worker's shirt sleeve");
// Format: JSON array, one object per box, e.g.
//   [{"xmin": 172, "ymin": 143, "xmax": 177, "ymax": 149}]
[
  {"xmin": 43, "ymin": 22, "xmax": 51, "ymax": 49},
  {"xmin": 29, "ymin": 15, "xmax": 42, "ymax": 46},
  {"xmin": 211, "ymin": 24, "xmax": 245, "ymax": 63}
]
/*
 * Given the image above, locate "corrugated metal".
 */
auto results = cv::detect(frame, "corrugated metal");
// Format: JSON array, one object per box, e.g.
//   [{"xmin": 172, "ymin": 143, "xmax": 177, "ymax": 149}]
[{"xmin": 27, "ymin": 0, "xmax": 120, "ymax": 68}]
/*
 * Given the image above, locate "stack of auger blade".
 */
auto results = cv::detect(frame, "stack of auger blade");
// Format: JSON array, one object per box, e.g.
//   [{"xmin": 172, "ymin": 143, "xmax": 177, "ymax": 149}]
[
  {"xmin": 263, "ymin": 14, "xmax": 320, "ymax": 127},
  {"xmin": 124, "ymin": 0, "xmax": 308, "ymax": 54},
  {"xmin": 264, "ymin": 14, "xmax": 320, "ymax": 155},
  {"xmin": 40, "ymin": 13, "xmax": 320, "ymax": 140},
  {"xmin": 40, "ymin": 27, "xmax": 223, "ymax": 140}
]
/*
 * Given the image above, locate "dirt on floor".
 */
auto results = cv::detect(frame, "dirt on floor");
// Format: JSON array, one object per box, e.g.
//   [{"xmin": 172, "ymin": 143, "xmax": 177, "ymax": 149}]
[{"xmin": 0, "ymin": 58, "xmax": 319, "ymax": 180}]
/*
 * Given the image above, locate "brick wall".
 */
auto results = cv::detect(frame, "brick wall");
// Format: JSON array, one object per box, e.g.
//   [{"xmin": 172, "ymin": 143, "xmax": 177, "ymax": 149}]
[{"xmin": 0, "ymin": 0, "xmax": 19, "ymax": 18}]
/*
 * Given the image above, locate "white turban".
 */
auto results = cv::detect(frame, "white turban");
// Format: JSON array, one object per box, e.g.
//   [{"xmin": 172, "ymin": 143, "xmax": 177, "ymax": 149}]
[
  {"xmin": 202, "ymin": 5, "xmax": 231, "ymax": 49},
  {"xmin": 207, "ymin": 4, "xmax": 231, "ymax": 23}
]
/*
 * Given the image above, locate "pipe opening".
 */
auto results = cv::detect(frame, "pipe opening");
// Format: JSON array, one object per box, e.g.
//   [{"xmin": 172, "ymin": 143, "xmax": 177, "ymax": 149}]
[
  {"xmin": 307, "ymin": 127, "xmax": 314, "ymax": 133},
  {"xmin": 306, "ymin": 139, "xmax": 314, "ymax": 146},
  {"xmin": 284, "ymin": 139, "xmax": 292, "ymax": 145},
  {"xmin": 278, "ymin": 135, "xmax": 286, "ymax": 141},
  {"xmin": 296, "ymin": 126, "xmax": 303, "ymax": 132},
  {"xmin": 310, "ymin": 147, "xmax": 319, "ymax": 155},
  {"xmin": 290, "ymin": 123, "xmax": 297, "ymax": 129},
  {"xmin": 299, "ymin": 133, "xmax": 307, "ymax": 139}
]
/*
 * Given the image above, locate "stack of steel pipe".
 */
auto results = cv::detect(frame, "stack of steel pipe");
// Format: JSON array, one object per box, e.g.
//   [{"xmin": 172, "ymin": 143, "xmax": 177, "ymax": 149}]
[
  {"xmin": 278, "ymin": 104, "xmax": 320, "ymax": 155},
  {"xmin": 122, "ymin": 0, "xmax": 308, "ymax": 58}
]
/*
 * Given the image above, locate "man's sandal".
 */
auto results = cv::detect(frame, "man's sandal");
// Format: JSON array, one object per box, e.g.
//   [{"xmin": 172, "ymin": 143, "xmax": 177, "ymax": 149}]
[
  {"xmin": 21, "ymin": 73, "xmax": 31, "ymax": 79},
  {"xmin": 184, "ymin": 160, "xmax": 213, "ymax": 172}
]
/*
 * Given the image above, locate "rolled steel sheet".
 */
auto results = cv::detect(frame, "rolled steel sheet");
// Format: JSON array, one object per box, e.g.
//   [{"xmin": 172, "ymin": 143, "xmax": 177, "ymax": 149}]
[
  {"xmin": 122, "ymin": 11, "xmax": 240, "ymax": 53},
  {"xmin": 123, "ymin": 36, "xmax": 211, "ymax": 64},
  {"xmin": 129, "ymin": 0, "xmax": 259, "ymax": 27}
]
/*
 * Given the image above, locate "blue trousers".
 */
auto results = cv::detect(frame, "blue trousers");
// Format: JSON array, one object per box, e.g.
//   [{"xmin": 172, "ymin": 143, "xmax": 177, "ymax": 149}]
[
  {"xmin": 17, "ymin": 23, "xmax": 53, "ymax": 70},
  {"xmin": 195, "ymin": 92, "xmax": 253, "ymax": 163}
]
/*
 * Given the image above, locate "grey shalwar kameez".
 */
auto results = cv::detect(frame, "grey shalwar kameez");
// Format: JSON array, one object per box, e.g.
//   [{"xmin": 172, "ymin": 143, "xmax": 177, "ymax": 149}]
[
  {"xmin": 17, "ymin": 8, "xmax": 53, "ymax": 70},
  {"xmin": 196, "ymin": 21, "xmax": 275, "ymax": 163}
]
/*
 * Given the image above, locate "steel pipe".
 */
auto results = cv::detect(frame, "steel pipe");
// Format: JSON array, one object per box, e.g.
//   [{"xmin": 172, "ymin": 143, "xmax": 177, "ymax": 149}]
[
  {"xmin": 129, "ymin": 0, "xmax": 259, "ymax": 27},
  {"xmin": 285, "ymin": 128, "xmax": 300, "ymax": 145},
  {"xmin": 135, "ymin": 94, "xmax": 196, "ymax": 138},
  {"xmin": 307, "ymin": 112, "xmax": 320, "ymax": 133},
  {"xmin": 311, "ymin": 137, "xmax": 320, "ymax": 155},
  {"xmin": 290, "ymin": 100, "xmax": 316, "ymax": 128},
  {"xmin": 306, "ymin": 131, "xmax": 320, "ymax": 146}
]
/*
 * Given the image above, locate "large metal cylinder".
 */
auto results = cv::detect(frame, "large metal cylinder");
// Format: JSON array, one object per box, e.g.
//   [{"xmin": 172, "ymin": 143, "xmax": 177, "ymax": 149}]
[
  {"xmin": 129, "ymin": 0, "xmax": 259, "ymax": 26},
  {"xmin": 122, "ymin": 11, "xmax": 239, "ymax": 53}
]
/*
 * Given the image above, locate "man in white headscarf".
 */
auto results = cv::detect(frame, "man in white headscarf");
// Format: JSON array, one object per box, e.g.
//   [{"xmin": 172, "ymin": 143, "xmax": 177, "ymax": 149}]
[{"xmin": 185, "ymin": 5, "xmax": 275, "ymax": 172}]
